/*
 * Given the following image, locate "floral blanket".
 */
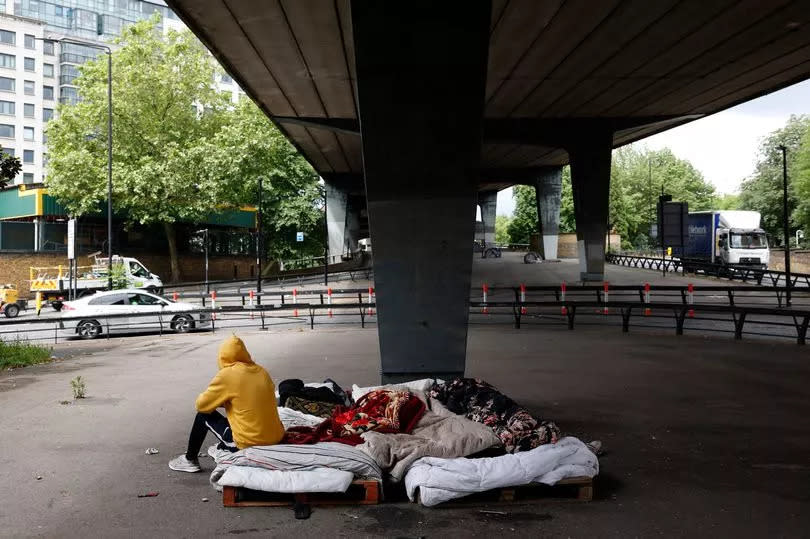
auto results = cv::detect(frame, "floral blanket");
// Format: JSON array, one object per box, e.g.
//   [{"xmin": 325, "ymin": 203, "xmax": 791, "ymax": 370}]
[
  {"xmin": 430, "ymin": 378, "xmax": 560, "ymax": 453},
  {"xmin": 282, "ymin": 389, "xmax": 426, "ymax": 446}
]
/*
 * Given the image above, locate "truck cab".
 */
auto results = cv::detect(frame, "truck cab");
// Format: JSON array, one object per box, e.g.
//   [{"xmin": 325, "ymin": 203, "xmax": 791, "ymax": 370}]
[{"xmin": 716, "ymin": 228, "xmax": 769, "ymax": 269}]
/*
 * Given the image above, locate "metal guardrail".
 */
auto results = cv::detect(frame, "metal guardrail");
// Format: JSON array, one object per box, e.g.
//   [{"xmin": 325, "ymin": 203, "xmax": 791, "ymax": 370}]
[
  {"xmin": 4, "ymin": 290, "xmax": 810, "ymax": 347},
  {"xmin": 606, "ymin": 253, "xmax": 810, "ymax": 288}
]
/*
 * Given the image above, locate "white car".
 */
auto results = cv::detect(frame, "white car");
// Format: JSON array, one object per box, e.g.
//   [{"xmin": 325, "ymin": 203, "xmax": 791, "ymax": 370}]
[{"xmin": 59, "ymin": 289, "xmax": 211, "ymax": 339}]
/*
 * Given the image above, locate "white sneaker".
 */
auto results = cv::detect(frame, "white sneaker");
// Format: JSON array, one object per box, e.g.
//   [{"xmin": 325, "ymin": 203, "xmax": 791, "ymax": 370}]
[
  {"xmin": 207, "ymin": 444, "xmax": 232, "ymax": 463},
  {"xmin": 168, "ymin": 454, "xmax": 201, "ymax": 472}
]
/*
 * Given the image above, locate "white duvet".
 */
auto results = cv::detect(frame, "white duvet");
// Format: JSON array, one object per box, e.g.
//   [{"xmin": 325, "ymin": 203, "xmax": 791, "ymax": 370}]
[{"xmin": 404, "ymin": 437, "xmax": 599, "ymax": 507}]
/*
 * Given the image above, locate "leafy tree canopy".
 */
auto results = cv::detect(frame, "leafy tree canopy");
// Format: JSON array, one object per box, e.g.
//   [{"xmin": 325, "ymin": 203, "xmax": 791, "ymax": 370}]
[{"xmin": 0, "ymin": 146, "xmax": 21, "ymax": 189}]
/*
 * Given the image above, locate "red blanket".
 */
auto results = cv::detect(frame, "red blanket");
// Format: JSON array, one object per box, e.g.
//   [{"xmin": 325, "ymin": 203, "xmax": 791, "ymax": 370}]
[{"xmin": 282, "ymin": 389, "xmax": 426, "ymax": 446}]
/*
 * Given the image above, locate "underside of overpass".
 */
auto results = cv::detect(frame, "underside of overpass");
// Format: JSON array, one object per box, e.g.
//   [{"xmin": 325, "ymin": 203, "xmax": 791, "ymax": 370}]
[{"xmin": 167, "ymin": 0, "xmax": 810, "ymax": 381}]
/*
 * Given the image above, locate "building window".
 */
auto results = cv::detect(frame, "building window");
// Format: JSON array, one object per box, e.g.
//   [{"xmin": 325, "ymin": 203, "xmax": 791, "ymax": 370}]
[
  {"xmin": 0, "ymin": 124, "xmax": 12, "ymax": 138},
  {"xmin": 23, "ymin": 172, "xmax": 33, "ymax": 184},
  {"xmin": 43, "ymin": 40, "xmax": 54, "ymax": 56},
  {"xmin": 0, "ymin": 30, "xmax": 14, "ymax": 46},
  {"xmin": 23, "ymin": 126, "xmax": 33, "ymax": 141},
  {"xmin": 23, "ymin": 149, "xmax": 33, "ymax": 164},
  {"xmin": 43, "ymin": 63, "xmax": 53, "ymax": 78},
  {"xmin": 1, "ymin": 147, "xmax": 13, "ymax": 157},
  {"xmin": 0, "ymin": 53, "xmax": 14, "ymax": 69},
  {"xmin": 0, "ymin": 76, "xmax": 13, "ymax": 92},
  {"xmin": 0, "ymin": 100, "xmax": 13, "ymax": 115},
  {"xmin": 221, "ymin": 74, "xmax": 232, "ymax": 84},
  {"xmin": 24, "ymin": 57, "xmax": 35, "ymax": 72},
  {"xmin": 24, "ymin": 34, "xmax": 35, "ymax": 50},
  {"xmin": 23, "ymin": 103, "xmax": 34, "ymax": 118},
  {"xmin": 43, "ymin": 85, "xmax": 53, "ymax": 100},
  {"xmin": 24, "ymin": 80, "xmax": 34, "ymax": 96},
  {"xmin": 43, "ymin": 108, "xmax": 53, "ymax": 122}
]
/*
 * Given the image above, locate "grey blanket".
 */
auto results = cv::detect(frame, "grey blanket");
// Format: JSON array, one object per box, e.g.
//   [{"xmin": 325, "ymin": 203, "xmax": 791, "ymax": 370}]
[{"xmin": 356, "ymin": 399, "xmax": 501, "ymax": 481}]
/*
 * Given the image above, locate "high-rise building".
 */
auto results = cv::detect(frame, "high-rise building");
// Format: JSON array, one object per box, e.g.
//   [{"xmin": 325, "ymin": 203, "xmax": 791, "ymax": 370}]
[{"xmin": 0, "ymin": 0, "xmax": 242, "ymax": 186}]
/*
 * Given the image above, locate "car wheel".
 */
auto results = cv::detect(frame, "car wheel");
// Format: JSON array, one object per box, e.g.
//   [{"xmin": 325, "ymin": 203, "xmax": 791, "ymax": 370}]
[
  {"xmin": 4, "ymin": 304, "xmax": 20, "ymax": 318},
  {"xmin": 77, "ymin": 320, "xmax": 102, "ymax": 340},
  {"xmin": 171, "ymin": 315, "xmax": 195, "ymax": 333}
]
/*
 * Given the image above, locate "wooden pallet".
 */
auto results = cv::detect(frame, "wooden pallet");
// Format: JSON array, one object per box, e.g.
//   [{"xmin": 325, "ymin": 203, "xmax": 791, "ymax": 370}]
[
  {"xmin": 222, "ymin": 479, "xmax": 381, "ymax": 507},
  {"xmin": 416, "ymin": 476, "xmax": 594, "ymax": 506}
]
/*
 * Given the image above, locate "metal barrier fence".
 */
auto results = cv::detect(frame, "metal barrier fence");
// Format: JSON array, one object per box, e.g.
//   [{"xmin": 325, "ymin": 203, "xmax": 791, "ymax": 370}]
[
  {"xmin": 4, "ymin": 284, "xmax": 810, "ymax": 346},
  {"xmin": 606, "ymin": 253, "xmax": 810, "ymax": 288}
]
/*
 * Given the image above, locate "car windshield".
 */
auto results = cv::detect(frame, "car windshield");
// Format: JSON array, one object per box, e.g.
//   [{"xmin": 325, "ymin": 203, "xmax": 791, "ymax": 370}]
[
  {"xmin": 129, "ymin": 262, "xmax": 150, "ymax": 278},
  {"xmin": 730, "ymin": 232, "xmax": 768, "ymax": 249}
]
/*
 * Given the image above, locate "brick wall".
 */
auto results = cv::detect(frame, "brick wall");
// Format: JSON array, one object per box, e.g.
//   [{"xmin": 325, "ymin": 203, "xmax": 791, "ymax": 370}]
[
  {"xmin": 766, "ymin": 249, "xmax": 810, "ymax": 274},
  {"xmin": 0, "ymin": 251, "xmax": 257, "ymax": 297}
]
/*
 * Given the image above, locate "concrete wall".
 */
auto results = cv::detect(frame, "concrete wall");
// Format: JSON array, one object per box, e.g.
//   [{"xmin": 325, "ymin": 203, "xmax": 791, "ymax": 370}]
[
  {"xmin": 0, "ymin": 251, "xmax": 257, "ymax": 297},
  {"xmin": 530, "ymin": 232, "xmax": 620, "ymax": 259},
  {"xmin": 767, "ymin": 249, "xmax": 810, "ymax": 274}
]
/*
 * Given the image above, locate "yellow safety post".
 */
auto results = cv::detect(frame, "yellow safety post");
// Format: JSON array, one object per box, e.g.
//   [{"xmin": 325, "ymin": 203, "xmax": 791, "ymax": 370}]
[
  {"xmin": 666, "ymin": 246, "xmax": 672, "ymax": 257},
  {"xmin": 36, "ymin": 292, "xmax": 42, "ymax": 315},
  {"xmin": 58, "ymin": 265, "xmax": 63, "ymax": 279},
  {"xmin": 29, "ymin": 267, "xmax": 34, "ymax": 281}
]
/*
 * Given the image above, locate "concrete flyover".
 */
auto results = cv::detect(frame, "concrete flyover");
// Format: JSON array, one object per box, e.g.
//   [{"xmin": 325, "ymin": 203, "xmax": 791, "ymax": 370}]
[{"xmin": 166, "ymin": 0, "xmax": 810, "ymax": 381}]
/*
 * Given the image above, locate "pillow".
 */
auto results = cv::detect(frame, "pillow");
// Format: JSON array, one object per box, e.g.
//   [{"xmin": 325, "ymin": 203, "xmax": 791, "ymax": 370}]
[{"xmin": 351, "ymin": 378, "xmax": 444, "ymax": 403}]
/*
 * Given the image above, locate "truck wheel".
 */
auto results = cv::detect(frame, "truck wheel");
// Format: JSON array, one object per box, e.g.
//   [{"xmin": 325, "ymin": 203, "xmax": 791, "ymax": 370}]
[
  {"xmin": 171, "ymin": 315, "xmax": 195, "ymax": 333},
  {"xmin": 52, "ymin": 301, "xmax": 63, "ymax": 312},
  {"xmin": 76, "ymin": 320, "xmax": 102, "ymax": 339},
  {"xmin": 4, "ymin": 304, "xmax": 19, "ymax": 318}
]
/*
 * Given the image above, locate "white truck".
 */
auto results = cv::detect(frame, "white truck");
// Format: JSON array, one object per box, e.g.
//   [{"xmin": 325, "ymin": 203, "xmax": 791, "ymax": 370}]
[
  {"xmin": 30, "ymin": 255, "xmax": 163, "ymax": 311},
  {"xmin": 682, "ymin": 210, "xmax": 770, "ymax": 270}
]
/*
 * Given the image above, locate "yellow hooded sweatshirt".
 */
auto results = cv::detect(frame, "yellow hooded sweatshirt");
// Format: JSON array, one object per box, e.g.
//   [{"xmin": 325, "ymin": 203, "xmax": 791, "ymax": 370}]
[{"xmin": 195, "ymin": 336, "xmax": 284, "ymax": 449}]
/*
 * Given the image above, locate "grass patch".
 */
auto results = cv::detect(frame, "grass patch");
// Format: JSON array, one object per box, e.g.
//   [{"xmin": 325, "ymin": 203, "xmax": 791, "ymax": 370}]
[{"xmin": 0, "ymin": 340, "xmax": 52, "ymax": 369}]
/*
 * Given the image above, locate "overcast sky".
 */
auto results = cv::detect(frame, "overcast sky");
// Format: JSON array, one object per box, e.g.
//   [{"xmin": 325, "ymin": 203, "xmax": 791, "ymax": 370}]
[{"xmin": 497, "ymin": 79, "xmax": 810, "ymax": 216}]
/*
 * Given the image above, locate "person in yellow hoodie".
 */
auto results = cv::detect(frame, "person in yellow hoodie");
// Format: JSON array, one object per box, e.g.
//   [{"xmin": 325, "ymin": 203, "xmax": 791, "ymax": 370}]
[{"xmin": 169, "ymin": 335, "xmax": 284, "ymax": 472}]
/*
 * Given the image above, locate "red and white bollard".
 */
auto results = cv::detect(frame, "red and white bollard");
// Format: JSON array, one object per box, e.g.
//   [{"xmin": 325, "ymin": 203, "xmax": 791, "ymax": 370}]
[
  {"xmin": 292, "ymin": 288, "xmax": 298, "ymax": 317},
  {"xmin": 687, "ymin": 283, "xmax": 695, "ymax": 318},
  {"xmin": 210, "ymin": 290, "xmax": 217, "ymax": 320},
  {"xmin": 520, "ymin": 284, "xmax": 527, "ymax": 315},
  {"xmin": 327, "ymin": 287, "xmax": 333, "ymax": 318},
  {"xmin": 367, "ymin": 287, "xmax": 376, "ymax": 316},
  {"xmin": 249, "ymin": 290, "xmax": 255, "ymax": 319},
  {"xmin": 561, "ymin": 281, "xmax": 567, "ymax": 315},
  {"xmin": 603, "ymin": 281, "xmax": 609, "ymax": 315},
  {"xmin": 482, "ymin": 283, "xmax": 489, "ymax": 314},
  {"xmin": 644, "ymin": 282, "xmax": 651, "ymax": 316}
]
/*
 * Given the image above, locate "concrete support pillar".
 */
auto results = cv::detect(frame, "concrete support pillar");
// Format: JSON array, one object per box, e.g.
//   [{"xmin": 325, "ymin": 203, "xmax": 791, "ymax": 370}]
[
  {"xmin": 352, "ymin": 0, "xmax": 490, "ymax": 382},
  {"xmin": 535, "ymin": 167, "xmax": 562, "ymax": 260},
  {"xmin": 325, "ymin": 182, "xmax": 348, "ymax": 260},
  {"xmin": 478, "ymin": 191, "xmax": 497, "ymax": 246},
  {"xmin": 345, "ymin": 204, "xmax": 361, "ymax": 254},
  {"xmin": 568, "ymin": 130, "xmax": 612, "ymax": 281}
]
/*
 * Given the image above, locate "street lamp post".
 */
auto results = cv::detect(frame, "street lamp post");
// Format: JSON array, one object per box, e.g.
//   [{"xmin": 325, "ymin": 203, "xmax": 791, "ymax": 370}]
[
  {"xmin": 256, "ymin": 176, "xmax": 263, "ymax": 305},
  {"xmin": 779, "ymin": 144, "xmax": 791, "ymax": 307},
  {"xmin": 40, "ymin": 37, "xmax": 113, "ymax": 289}
]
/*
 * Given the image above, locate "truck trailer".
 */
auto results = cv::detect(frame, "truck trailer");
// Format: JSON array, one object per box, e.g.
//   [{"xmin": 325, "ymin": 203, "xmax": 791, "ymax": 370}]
[{"xmin": 681, "ymin": 210, "xmax": 769, "ymax": 270}]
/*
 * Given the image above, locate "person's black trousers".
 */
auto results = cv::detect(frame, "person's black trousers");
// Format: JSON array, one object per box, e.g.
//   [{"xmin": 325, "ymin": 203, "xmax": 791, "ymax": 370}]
[{"xmin": 185, "ymin": 411, "xmax": 239, "ymax": 460}]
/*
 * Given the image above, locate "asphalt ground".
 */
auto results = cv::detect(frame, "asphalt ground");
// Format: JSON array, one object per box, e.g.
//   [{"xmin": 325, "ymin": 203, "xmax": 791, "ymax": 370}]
[{"xmin": 1, "ymin": 322, "xmax": 808, "ymax": 537}]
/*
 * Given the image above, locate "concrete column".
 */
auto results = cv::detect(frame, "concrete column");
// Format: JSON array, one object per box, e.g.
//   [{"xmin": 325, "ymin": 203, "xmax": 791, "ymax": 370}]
[
  {"xmin": 478, "ymin": 191, "xmax": 497, "ymax": 246},
  {"xmin": 352, "ymin": 0, "xmax": 490, "ymax": 382},
  {"xmin": 535, "ymin": 167, "xmax": 562, "ymax": 260},
  {"xmin": 325, "ymin": 182, "xmax": 348, "ymax": 260},
  {"xmin": 345, "ymin": 203, "xmax": 361, "ymax": 254},
  {"xmin": 568, "ymin": 130, "xmax": 612, "ymax": 281}
]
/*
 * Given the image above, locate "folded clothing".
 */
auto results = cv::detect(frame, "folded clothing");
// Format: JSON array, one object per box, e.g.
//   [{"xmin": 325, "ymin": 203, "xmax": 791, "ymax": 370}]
[
  {"xmin": 405, "ymin": 436, "xmax": 599, "ymax": 507},
  {"xmin": 430, "ymin": 377, "xmax": 560, "ymax": 453},
  {"xmin": 278, "ymin": 407, "xmax": 324, "ymax": 429},
  {"xmin": 216, "ymin": 466, "xmax": 355, "ymax": 494},
  {"xmin": 278, "ymin": 378, "xmax": 349, "ymax": 407}
]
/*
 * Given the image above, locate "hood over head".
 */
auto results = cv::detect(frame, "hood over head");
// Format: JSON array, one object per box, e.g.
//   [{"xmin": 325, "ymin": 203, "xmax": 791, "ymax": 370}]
[{"xmin": 218, "ymin": 335, "xmax": 254, "ymax": 368}]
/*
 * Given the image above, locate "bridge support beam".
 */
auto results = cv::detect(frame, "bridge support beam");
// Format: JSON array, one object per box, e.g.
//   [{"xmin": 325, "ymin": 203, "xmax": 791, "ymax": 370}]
[
  {"xmin": 568, "ymin": 130, "xmax": 612, "ymax": 281},
  {"xmin": 352, "ymin": 0, "xmax": 490, "ymax": 382},
  {"xmin": 477, "ymin": 190, "xmax": 498, "ymax": 246},
  {"xmin": 535, "ymin": 167, "xmax": 562, "ymax": 261}
]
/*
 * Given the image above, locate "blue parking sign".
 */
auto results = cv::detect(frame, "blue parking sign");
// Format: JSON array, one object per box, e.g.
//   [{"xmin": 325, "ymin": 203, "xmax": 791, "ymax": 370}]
[{"xmin": 296, "ymin": 231, "xmax": 304, "ymax": 242}]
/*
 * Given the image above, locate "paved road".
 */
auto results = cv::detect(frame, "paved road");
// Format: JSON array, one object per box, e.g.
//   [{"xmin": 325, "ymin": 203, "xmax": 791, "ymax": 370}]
[{"xmin": 0, "ymin": 324, "xmax": 808, "ymax": 536}]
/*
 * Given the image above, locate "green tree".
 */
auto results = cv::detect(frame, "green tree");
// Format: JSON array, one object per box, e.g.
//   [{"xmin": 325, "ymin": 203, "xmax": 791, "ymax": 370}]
[
  {"xmin": 715, "ymin": 193, "xmax": 741, "ymax": 210},
  {"xmin": 506, "ymin": 185, "xmax": 537, "ymax": 244},
  {"xmin": 199, "ymin": 98, "xmax": 323, "ymax": 266},
  {"xmin": 739, "ymin": 115, "xmax": 809, "ymax": 243},
  {"xmin": 788, "ymin": 118, "xmax": 810, "ymax": 241},
  {"xmin": 0, "ymin": 146, "xmax": 21, "ymax": 189},
  {"xmin": 495, "ymin": 214, "xmax": 512, "ymax": 244}
]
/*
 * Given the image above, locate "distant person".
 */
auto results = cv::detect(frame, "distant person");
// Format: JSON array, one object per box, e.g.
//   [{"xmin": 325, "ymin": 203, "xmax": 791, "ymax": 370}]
[{"xmin": 169, "ymin": 335, "xmax": 284, "ymax": 472}]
